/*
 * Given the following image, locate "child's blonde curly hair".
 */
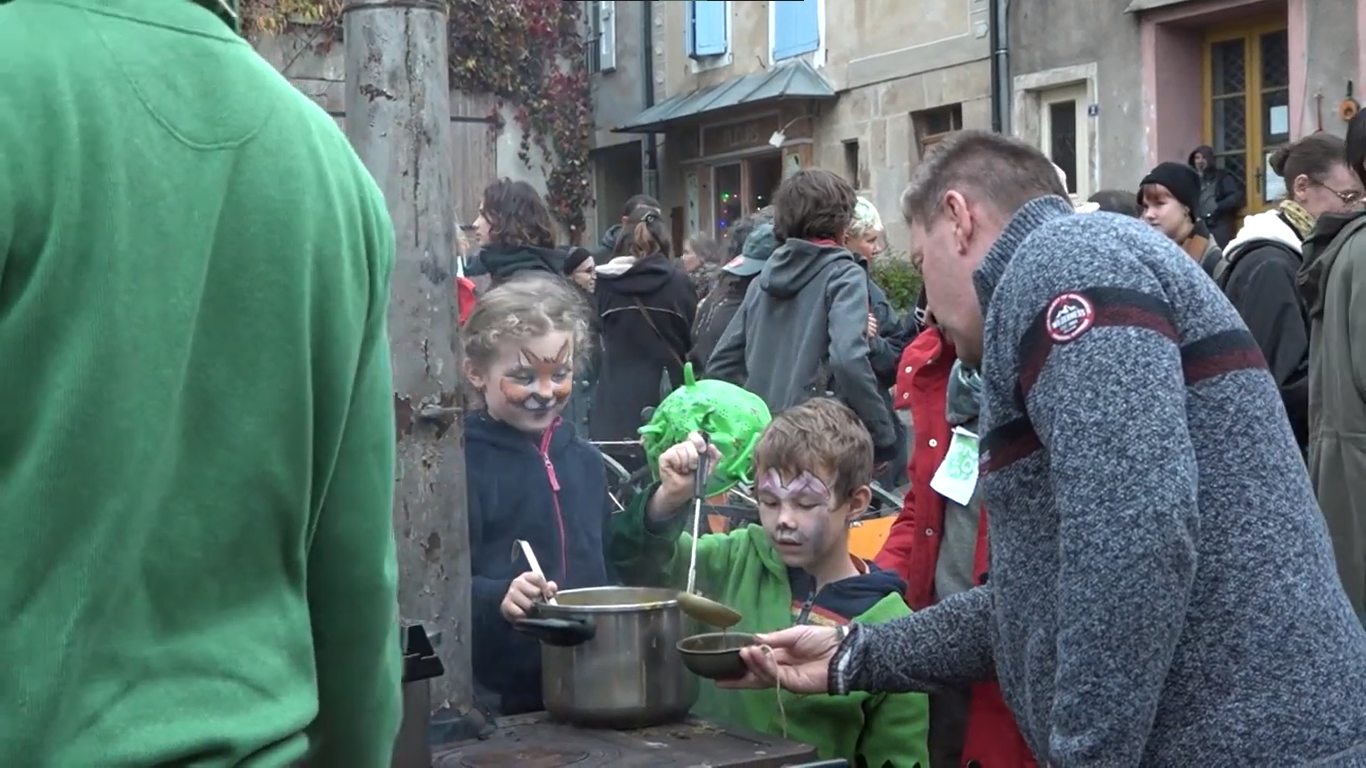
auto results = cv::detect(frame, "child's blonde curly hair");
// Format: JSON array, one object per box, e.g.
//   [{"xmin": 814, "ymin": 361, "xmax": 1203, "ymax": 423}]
[{"xmin": 463, "ymin": 273, "xmax": 591, "ymax": 375}]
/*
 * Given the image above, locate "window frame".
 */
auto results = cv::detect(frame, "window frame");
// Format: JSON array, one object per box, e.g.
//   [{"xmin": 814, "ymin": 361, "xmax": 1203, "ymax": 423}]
[
  {"xmin": 913, "ymin": 104, "xmax": 963, "ymax": 159},
  {"xmin": 1038, "ymin": 84, "xmax": 1090, "ymax": 200},
  {"xmin": 687, "ymin": 0, "xmax": 732, "ymax": 60},
  {"xmin": 597, "ymin": 1, "xmax": 617, "ymax": 73},
  {"xmin": 767, "ymin": 0, "xmax": 825, "ymax": 67}
]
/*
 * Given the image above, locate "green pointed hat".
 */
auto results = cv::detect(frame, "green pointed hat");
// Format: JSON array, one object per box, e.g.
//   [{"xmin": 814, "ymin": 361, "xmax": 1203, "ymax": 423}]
[{"xmin": 639, "ymin": 363, "xmax": 772, "ymax": 497}]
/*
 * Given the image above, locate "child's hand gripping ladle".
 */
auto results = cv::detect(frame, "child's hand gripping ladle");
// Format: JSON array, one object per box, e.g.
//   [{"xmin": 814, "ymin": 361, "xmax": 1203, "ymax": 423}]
[
  {"xmin": 515, "ymin": 539, "xmax": 557, "ymax": 605},
  {"xmin": 675, "ymin": 434, "xmax": 743, "ymax": 629}
]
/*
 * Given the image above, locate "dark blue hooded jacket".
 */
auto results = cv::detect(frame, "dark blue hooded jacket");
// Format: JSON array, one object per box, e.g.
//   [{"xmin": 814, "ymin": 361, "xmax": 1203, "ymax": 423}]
[{"xmin": 466, "ymin": 413, "xmax": 612, "ymax": 714}]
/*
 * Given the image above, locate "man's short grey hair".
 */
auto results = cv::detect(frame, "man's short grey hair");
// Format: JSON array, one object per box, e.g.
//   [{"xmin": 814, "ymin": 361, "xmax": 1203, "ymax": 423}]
[{"xmin": 900, "ymin": 130, "xmax": 1069, "ymax": 226}]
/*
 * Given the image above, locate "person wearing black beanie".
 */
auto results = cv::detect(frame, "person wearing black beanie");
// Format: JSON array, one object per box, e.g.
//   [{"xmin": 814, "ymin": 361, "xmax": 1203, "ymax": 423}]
[
  {"xmin": 562, "ymin": 246, "xmax": 595, "ymax": 294},
  {"xmin": 1138, "ymin": 161, "xmax": 1222, "ymax": 275}
]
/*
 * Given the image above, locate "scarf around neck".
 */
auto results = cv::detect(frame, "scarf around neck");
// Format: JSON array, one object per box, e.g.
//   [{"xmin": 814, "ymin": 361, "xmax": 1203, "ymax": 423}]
[
  {"xmin": 945, "ymin": 360, "xmax": 982, "ymax": 426},
  {"xmin": 1279, "ymin": 199, "xmax": 1317, "ymax": 241}
]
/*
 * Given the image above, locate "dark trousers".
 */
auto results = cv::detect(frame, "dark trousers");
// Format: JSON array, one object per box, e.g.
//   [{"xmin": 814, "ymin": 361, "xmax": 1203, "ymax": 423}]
[{"xmin": 928, "ymin": 686, "xmax": 970, "ymax": 768}]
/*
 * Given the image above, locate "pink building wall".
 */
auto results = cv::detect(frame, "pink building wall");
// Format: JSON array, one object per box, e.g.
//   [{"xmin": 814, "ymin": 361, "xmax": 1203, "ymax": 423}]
[
  {"xmin": 1360, "ymin": 0, "xmax": 1366, "ymax": 94},
  {"xmin": 1140, "ymin": 0, "xmax": 1312, "ymax": 169},
  {"xmin": 1142, "ymin": 23, "xmax": 1203, "ymax": 167}
]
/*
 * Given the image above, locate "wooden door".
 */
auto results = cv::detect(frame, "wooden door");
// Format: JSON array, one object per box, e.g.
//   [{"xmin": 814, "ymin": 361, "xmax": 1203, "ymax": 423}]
[
  {"xmin": 449, "ymin": 92, "xmax": 499, "ymax": 239},
  {"xmin": 1204, "ymin": 22, "xmax": 1290, "ymax": 215}
]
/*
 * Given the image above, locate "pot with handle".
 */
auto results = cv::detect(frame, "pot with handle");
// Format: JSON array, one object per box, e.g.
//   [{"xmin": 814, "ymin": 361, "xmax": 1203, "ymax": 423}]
[{"xmin": 514, "ymin": 586, "xmax": 698, "ymax": 728}]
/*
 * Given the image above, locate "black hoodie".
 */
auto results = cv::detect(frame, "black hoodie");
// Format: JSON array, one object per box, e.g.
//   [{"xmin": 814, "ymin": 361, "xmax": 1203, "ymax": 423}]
[
  {"xmin": 466, "ymin": 413, "xmax": 611, "ymax": 715},
  {"xmin": 593, "ymin": 224, "xmax": 623, "ymax": 263},
  {"xmin": 689, "ymin": 272, "xmax": 753, "ymax": 375},
  {"xmin": 589, "ymin": 254, "xmax": 697, "ymax": 455},
  {"xmin": 475, "ymin": 243, "xmax": 566, "ymax": 283},
  {"xmin": 1187, "ymin": 145, "xmax": 1245, "ymax": 247}
]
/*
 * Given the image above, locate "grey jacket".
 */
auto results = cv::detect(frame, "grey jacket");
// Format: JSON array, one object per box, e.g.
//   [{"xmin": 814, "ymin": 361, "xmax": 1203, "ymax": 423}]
[
  {"xmin": 832, "ymin": 198, "xmax": 1366, "ymax": 765},
  {"xmin": 706, "ymin": 239, "xmax": 896, "ymax": 450},
  {"xmin": 1302, "ymin": 212, "xmax": 1366, "ymax": 621}
]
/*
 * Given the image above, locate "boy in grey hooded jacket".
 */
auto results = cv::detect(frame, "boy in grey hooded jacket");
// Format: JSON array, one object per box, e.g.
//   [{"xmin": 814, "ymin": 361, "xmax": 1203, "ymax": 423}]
[{"xmin": 707, "ymin": 170, "xmax": 897, "ymax": 462}]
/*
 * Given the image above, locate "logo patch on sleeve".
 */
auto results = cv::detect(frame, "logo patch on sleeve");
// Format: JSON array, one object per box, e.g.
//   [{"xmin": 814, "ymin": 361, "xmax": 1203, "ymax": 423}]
[{"xmin": 1045, "ymin": 292, "xmax": 1095, "ymax": 342}]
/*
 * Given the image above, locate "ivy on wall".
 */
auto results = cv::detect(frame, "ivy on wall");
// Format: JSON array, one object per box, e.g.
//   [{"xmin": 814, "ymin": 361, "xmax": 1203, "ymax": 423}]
[
  {"xmin": 239, "ymin": 0, "xmax": 341, "ymax": 39},
  {"xmin": 447, "ymin": 0, "xmax": 593, "ymax": 237},
  {"xmin": 240, "ymin": 0, "xmax": 594, "ymax": 238}
]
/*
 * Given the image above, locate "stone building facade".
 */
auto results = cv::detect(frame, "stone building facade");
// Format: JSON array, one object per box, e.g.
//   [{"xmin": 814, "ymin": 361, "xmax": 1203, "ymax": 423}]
[
  {"xmin": 1010, "ymin": 0, "xmax": 1365, "ymax": 217},
  {"xmin": 588, "ymin": 0, "xmax": 995, "ymax": 252}
]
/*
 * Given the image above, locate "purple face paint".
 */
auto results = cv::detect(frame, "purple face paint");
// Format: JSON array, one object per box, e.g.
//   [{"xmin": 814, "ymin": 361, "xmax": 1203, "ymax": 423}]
[
  {"xmin": 757, "ymin": 469, "xmax": 838, "ymax": 548},
  {"xmin": 756, "ymin": 469, "xmax": 834, "ymax": 507}
]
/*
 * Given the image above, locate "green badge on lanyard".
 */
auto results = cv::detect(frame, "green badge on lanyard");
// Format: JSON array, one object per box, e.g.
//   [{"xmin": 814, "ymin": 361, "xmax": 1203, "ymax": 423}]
[{"xmin": 930, "ymin": 427, "xmax": 979, "ymax": 506}]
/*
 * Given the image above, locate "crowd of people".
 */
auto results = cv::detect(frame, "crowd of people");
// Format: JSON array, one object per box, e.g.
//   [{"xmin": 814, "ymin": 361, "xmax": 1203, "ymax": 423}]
[
  {"xmin": 463, "ymin": 170, "xmax": 937, "ymax": 767},
  {"xmin": 458, "ymin": 174, "xmax": 916, "ymax": 487},
  {"xmin": 465, "ymin": 117, "xmax": 1366, "ymax": 766},
  {"xmin": 10, "ymin": 1, "xmax": 1366, "ymax": 761}
]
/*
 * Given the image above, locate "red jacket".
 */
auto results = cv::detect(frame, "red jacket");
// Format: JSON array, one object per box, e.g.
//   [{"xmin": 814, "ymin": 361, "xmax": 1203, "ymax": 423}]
[
  {"xmin": 874, "ymin": 327, "xmax": 1038, "ymax": 768},
  {"xmin": 456, "ymin": 276, "xmax": 477, "ymax": 326}
]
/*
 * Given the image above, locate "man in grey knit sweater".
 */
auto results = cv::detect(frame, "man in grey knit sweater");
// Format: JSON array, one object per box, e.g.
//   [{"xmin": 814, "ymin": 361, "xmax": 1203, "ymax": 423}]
[{"xmin": 723, "ymin": 131, "xmax": 1366, "ymax": 765}]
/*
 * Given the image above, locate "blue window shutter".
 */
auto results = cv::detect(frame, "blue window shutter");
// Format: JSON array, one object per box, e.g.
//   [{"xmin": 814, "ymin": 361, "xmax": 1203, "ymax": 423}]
[
  {"xmin": 773, "ymin": 0, "xmax": 819, "ymax": 60},
  {"xmin": 689, "ymin": 1, "xmax": 728, "ymax": 58}
]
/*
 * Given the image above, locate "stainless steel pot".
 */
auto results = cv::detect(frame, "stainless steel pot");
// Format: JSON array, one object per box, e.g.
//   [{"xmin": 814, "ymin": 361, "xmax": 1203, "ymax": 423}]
[{"xmin": 514, "ymin": 586, "xmax": 697, "ymax": 728}]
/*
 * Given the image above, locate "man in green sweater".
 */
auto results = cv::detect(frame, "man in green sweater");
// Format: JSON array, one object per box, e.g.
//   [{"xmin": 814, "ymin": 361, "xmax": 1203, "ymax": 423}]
[
  {"xmin": 611, "ymin": 399, "xmax": 929, "ymax": 768},
  {"xmin": 0, "ymin": 0, "xmax": 402, "ymax": 765}
]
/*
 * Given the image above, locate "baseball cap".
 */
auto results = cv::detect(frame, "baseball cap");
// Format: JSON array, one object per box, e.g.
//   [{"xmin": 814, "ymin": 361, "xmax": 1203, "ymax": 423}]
[{"xmin": 721, "ymin": 223, "xmax": 778, "ymax": 277}]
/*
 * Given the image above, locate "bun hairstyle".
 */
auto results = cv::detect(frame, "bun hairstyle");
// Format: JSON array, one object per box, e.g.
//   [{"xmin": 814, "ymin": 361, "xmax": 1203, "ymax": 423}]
[
  {"xmin": 1268, "ymin": 133, "xmax": 1347, "ymax": 200},
  {"xmin": 1347, "ymin": 111, "xmax": 1366, "ymax": 187},
  {"xmin": 622, "ymin": 205, "xmax": 671, "ymax": 258}
]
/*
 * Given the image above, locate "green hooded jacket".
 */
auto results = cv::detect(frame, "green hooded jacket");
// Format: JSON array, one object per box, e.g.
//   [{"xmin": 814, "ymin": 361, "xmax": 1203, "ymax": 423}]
[
  {"xmin": 1300, "ymin": 212, "xmax": 1366, "ymax": 621},
  {"xmin": 609, "ymin": 490, "xmax": 931, "ymax": 768}
]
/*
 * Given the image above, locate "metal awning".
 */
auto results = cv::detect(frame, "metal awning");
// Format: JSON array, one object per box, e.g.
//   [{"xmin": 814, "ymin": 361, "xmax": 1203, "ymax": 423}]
[
  {"xmin": 613, "ymin": 59, "xmax": 836, "ymax": 133},
  {"xmin": 1124, "ymin": 0, "xmax": 1191, "ymax": 12}
]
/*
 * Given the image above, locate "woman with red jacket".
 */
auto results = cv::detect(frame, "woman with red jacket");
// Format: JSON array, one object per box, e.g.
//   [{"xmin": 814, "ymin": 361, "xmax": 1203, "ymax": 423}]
[{"xmin": 874, "ymin": 315, "xmax": 1036, "ymax": 768}]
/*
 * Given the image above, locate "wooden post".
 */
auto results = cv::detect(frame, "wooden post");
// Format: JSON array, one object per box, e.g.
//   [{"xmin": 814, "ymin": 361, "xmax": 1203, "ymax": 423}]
[{"xmin": 341, "ymin": 0, "xmax": 477, "ymax": 733}]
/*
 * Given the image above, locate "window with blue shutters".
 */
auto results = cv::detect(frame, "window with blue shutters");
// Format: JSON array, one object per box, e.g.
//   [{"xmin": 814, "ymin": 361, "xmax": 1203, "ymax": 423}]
[
  {"xmin": 772, "ymin": 0, "xmax": 820, "ymax": 60},
  {"xmin": 687, "ymin": 1, "xmax": 729, "ymax": 59}
]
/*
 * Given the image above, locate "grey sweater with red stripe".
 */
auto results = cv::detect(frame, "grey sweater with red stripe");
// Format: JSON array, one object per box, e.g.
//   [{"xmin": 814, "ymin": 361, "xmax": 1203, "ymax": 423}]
[{"xmin": 833, "ymin": 196, "xmax": 1366, "ymax": 765}]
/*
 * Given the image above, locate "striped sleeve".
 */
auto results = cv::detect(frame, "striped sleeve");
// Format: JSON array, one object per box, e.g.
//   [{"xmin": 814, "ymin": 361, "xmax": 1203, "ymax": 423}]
[{"xmin": 1004, "ymin": 280, "xmax": 1213, "ymax": 765}]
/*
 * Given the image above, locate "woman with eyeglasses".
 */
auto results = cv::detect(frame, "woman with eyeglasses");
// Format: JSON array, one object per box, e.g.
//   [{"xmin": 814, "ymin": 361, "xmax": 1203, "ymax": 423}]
[
  {"xmin": 1213, "ymin": 133, "xmax": 1362, "ymax": 454},
  {"xmin": 1299, "ymin": 111, "xmax": 1366, "ymax": 621}
]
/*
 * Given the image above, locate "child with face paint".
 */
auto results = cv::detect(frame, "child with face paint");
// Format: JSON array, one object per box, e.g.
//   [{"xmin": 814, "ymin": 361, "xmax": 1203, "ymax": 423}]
[
  {"xmin": 462, "ymin": 274, "xmax": 614, "ymax": 716},
  {"xmin": 608, "ymin": 398, "xmax": 929, "ymax": 767}
]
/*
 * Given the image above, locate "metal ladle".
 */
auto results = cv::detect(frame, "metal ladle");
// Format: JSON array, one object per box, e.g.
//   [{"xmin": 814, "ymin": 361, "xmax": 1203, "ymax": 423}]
[
  {"xmin": 675, "ymin": 436, "xmax": 742, "ymax": 629},
  {"xmin": 514, "ymin": 539, "xmax": 557, "ymax": 605}
]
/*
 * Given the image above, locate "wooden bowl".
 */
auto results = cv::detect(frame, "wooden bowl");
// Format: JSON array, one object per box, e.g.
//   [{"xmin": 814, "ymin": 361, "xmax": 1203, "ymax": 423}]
[{"xmin": 675, "ymin": 632, "xmax": 758, "ymax": 680}]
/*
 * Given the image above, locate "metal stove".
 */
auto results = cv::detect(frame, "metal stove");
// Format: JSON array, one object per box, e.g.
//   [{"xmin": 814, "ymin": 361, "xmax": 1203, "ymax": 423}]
[{"xmin": 435, "ymin": 711, "xmax": 819, "ymax": 767}]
